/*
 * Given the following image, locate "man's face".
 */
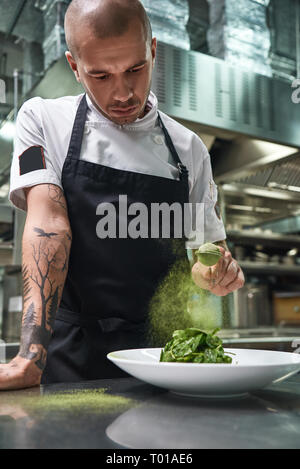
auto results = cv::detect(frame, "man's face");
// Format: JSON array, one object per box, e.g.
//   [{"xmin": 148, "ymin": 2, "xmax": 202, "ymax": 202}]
[{"xmin": 66, "ymin": 19, "xmax": 156, "ymax": 125}]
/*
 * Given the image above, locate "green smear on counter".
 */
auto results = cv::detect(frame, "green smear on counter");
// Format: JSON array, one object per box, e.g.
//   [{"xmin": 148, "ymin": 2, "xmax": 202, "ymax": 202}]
[{"xmin": 17, "ymin": 389, "xmax": 135, "ymax": 415}]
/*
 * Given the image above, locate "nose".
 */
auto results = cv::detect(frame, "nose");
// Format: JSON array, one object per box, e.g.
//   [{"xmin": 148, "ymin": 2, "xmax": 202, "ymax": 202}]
[{"xmin": 113, "ymin": 77, "xmax": 134, "ymax": 103}]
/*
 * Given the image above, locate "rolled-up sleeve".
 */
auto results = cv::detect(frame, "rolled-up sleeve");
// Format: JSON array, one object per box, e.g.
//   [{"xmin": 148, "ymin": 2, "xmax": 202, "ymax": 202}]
[{"xmin": 9, "ymin": 98, "xmax": 63, "ymax": 212}]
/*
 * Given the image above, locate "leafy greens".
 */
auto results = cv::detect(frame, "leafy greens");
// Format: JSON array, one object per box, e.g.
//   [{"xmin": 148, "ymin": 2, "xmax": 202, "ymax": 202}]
[{"xmin": 159, "ymin": 327, "xmax": 232, "ymax": 364}]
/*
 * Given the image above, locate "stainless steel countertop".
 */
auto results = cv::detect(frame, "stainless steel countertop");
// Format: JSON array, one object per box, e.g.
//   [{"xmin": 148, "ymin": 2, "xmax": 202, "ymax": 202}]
[{"xmin": 0, "ymin": 372, "xmax": 300, "ymax": 449}]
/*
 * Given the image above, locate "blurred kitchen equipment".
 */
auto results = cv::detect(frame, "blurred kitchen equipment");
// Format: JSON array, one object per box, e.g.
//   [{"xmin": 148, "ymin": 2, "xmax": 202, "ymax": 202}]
[
  {"xmin": 3, "ymin": 296, "xmax": 22, "ymax": 343},
  {"xmin": 282, "ymin": 248, "xmax": 297, "ymax": 265},
  {"xmin": 253, "ymin": 251, "xmax": 269, "ymax": 263},
  {"xmin": 232, "ymin": 283, "xmax": 272, "ymax": 327},
  {"xmin": 1, "ymin": 267, "xmax": 22, "ymax": 343},
  {"xmin": 269, "ymin": 254, "xmax": 281, "ymax": 264},
  {"xmin": 282, "ymin": 256, "xmax": 295, "ymax": 265},
  {"xmin": 234, "ymin": 246, "xmax": 245, "ymax": 260},
  {"xmin": 273, "ymin": 292, "xmax": 300, "ymax": 325}
]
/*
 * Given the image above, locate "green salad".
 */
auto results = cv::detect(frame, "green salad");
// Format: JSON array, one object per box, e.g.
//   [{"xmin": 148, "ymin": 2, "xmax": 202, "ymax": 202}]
[{"xmin": 159, "ymin": 327, "xmax": 232, "ymax": 364}]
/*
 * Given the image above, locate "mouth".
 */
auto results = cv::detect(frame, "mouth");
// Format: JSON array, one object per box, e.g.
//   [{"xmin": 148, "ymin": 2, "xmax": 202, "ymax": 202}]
[{"xmin": 110, "ymin": 106, "xmax": 138, "ymax": 117}]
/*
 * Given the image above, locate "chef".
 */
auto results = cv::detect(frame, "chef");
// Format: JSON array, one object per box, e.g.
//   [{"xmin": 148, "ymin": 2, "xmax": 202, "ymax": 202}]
[{"xmin": 0, "ymin": 0, "xmax": 244, "ymax": 390}]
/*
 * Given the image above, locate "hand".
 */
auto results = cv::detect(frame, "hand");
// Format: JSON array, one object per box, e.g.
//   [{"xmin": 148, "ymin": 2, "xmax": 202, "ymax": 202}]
[
  {"xmin": 0, "ymin": 355, "xmax": 41, "ymax": 391},
  {"xmin": 192, "ymin": 247, "xmax": 245, "ymax": 296}
]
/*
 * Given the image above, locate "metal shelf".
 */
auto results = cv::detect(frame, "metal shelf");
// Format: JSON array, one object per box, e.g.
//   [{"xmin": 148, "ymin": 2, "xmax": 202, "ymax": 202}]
[
  {"xmin": 239, "ymin": 261, "xmax": 300, "ymax": 275},
  {"xmin": 227, "ymin": 230, "xmax": 300, "ymax": 248},
  {"xmin": 0, "ymin": 342, "xmax": 19, "ymax": 362},
  {"xmin": 219, "ymin": 326, "xmax": 300, "ymax": 338}
]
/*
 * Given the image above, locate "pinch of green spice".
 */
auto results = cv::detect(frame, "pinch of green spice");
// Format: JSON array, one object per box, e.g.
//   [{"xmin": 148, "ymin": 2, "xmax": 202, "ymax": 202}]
[{"xmin": 196, "ymin": 243, "xmax": 222, "ymax": 266}]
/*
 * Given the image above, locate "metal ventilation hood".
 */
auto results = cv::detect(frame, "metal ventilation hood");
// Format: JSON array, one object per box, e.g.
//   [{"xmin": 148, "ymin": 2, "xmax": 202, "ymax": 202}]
[
  {"xmin": 151, "ymin": 43, "xmax": 300, "ymax": 182},
  {"xmin": 151, "ymin": 43, "xmax": 300, "ymax": 222},
  {"xmin": 151, "ymin": 43, "xmax": 299, "ymax": 145}
]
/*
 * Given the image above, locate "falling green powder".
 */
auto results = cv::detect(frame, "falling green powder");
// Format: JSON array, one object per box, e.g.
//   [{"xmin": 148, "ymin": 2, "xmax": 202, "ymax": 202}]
[{"xmin": 147, "ymin": 256, "xmax": 224, "ymax": 346}]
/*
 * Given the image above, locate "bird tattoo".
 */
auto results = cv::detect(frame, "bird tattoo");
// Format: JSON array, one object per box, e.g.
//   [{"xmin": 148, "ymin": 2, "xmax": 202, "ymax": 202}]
[{"xmin": 33, "ymin": 227, "xmax": 58, "ymax": 238}]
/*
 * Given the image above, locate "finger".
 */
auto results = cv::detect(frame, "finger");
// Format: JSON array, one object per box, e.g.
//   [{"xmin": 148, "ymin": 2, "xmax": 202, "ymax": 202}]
[
  {"xmin": 211, "ymin": 273, "xmax": 244, "ymax": 296},
  {"xmin": 210, "ymin": 251, "xmax": 232, "ymax": 286},
  {"xmin": 210, "ymin": 283, "xmax": 230, "ymax": 296},
  {"xmin": 216, "ymin": 246, "xmax": 226, "ymax": 258},
  {"xmin": 210, "ymin": 263, "xmax": 245, "ymax": 295},
  {"xmin": 225, "ymin": 269, "xmax": 245, "ymax": 292},
  {"xmin": 218, "ymin": 261, "xmax": 240, "ymax": 287},
  {"xmin": 191, "ymin": 262, "xmax": 211, "ymax": 289},
  {"xmin": 209, "ymin": 261, "xmax": 223, "ymax": 287}
]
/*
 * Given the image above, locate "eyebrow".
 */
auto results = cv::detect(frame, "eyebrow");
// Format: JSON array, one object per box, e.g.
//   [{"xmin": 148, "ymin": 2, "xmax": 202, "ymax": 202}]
[{"xmin": 87, "ymin": 60, "xmax": 147, "ymax": 75}]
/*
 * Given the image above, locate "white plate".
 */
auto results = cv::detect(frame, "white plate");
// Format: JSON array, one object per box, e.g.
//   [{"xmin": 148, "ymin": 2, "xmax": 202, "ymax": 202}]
[{"xmin": 107, "ymin": 348, "xmax": 300, "ymax": 397}]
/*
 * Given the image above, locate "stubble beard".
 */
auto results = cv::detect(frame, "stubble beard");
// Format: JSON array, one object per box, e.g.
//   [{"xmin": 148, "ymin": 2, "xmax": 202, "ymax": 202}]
[{"xmin": 85, "ymin": 81, "xmax": 152, "ymax": 126}]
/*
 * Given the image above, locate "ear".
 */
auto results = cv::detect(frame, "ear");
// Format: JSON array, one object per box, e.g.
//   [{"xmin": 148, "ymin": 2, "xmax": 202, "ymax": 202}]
[
  {"xmin": 151, "ymin": 37, "xmax": 157, "ymax": 67},
  {"xmin": 65, "ymin": 51, "xmax": 81, "ymax": 83}
]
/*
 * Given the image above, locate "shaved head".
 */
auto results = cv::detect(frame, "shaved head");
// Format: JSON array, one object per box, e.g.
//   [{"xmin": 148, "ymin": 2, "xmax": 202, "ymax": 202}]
[
  {"xmin": 64, "ymin": 0, "xmax": 156, "ymax": 125},
  {"xmin": 65, "ymin": 0, "xmax": 152, "ymax": 61}
]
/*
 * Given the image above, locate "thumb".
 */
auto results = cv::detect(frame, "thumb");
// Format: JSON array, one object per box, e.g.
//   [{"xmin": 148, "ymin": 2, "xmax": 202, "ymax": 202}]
[{"xmin": 218, "ymin": 246, "xmax": 226, "ymax": 257}]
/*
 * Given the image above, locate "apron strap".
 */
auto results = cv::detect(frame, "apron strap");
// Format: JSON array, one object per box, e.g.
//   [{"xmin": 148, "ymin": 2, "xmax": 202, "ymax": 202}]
[
  {"xmin": 157, "ymin": 112, "xmax": 189, "ymax": 180},
  {"xmin": 66, "ymin": 94, "xmax": 88, "ymax": 160}
]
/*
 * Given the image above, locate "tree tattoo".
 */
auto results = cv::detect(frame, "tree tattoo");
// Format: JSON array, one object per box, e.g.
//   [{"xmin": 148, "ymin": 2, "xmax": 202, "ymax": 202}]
[
  {"xmin": 47, "ymin": 184, "xmax": 68, "ymax": 212},
  {"xmin": 22, "ymin": 265, "xmax": 32, "ymax": 305},
  {"xmin": 19, "ymin": 226, "xmax": 71, "ymax": 371}
]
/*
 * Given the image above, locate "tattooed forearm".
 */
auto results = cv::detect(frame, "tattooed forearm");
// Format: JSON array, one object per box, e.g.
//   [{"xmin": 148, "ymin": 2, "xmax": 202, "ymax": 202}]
[
  {"xmin": 18, "ymin": 300, "xmax": 51, "ymax": 370},
  {"xmin": 33, "ymin": 227, "xmax": 58, "ymax": 238},
  {"xmin": 18, "ymin": 227, "xmax": 72, "ymax": 371},
  {"xmin": 22, "ymin": 265, "xmax": 32, "ymax": 304},
  {"xmin": 47, "ymin": 184, "xmax": 68, "ymax": 212}
]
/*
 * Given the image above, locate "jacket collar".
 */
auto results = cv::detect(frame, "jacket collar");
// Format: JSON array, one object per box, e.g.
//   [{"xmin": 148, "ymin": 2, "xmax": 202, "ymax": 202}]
[{"xmin": 85, "ymin": 91, "xmax": 158, "ymax": 130}]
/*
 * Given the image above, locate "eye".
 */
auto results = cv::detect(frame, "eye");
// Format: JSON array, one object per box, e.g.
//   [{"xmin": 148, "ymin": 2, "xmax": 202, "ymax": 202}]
[
  {"xmin": 93, "ymin": 66, "xmax": 144, "ymax": 80},
  {"xmin": 129, "ymin": 66, "xmax": 144, "ymax": 73},
  {"xmin": 94, "ymin": 75, "xmax": 110, "ymax": 81}
]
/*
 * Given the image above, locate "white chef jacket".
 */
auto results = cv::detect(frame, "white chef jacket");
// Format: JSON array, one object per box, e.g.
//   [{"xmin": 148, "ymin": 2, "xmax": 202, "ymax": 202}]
[{"xmin": 9, "ymin": 90, "xmax": 226, "ymax": 246}]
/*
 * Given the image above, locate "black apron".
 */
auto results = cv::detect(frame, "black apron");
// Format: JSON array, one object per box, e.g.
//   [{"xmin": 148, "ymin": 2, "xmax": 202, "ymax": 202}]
[{"xmin": 41, "ymin": 94, "xmax": 190, "ymax": 384}]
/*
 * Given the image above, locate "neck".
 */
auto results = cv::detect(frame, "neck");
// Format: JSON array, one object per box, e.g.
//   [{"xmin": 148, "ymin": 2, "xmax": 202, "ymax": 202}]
[{"xmin": 138, "ymin": 98, "xmax": 152, "ymax": 119}]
